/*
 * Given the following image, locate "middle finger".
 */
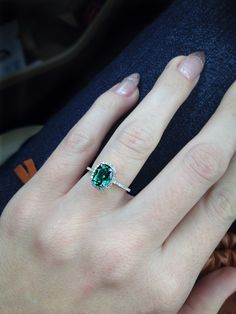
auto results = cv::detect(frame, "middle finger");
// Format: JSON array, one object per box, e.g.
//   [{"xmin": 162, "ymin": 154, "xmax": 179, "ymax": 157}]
[{"xmin": 127, "ymin": 80, "xmax": 236, "ymax": 245}]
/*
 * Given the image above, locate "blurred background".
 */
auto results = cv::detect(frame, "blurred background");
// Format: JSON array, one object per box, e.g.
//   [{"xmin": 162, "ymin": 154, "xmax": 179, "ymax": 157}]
[{"xmin": 0, "ymin": 0, "xmax": 172, "ymax": 135}]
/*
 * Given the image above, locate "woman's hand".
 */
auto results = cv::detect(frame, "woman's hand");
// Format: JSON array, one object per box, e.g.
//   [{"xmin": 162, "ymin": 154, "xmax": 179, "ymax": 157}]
[{"xmin": 0, "ymin": 52, "xmax": 236, "ymax": 314}]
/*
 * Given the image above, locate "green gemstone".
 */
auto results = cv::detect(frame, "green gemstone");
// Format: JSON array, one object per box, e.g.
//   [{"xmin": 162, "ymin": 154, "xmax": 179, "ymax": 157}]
[{"xmin": 92, "ymin": 164, "xmax": 114, "ymax": 190}]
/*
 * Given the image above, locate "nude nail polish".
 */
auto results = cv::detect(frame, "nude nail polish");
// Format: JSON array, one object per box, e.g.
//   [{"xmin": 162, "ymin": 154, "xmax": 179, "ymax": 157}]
[
  {"xmin": 178, "ymin": 51, "xmax": 206, "ymax": 80},
  {"xmin": 114, "ymin": 73, "xmax": 140, "ymax": 96}
]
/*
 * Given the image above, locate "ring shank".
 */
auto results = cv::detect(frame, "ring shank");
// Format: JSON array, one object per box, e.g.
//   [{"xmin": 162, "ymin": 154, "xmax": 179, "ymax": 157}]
[{"xmin": 113, "ymin": 180, "xmax": 131, "ymax": 193}]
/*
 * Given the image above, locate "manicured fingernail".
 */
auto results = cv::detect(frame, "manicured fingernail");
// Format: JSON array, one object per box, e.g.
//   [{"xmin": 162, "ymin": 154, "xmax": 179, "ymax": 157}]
[
  {"xmin": 178, "ymin": 51, "xmax": 206, "ymax": 80},
  {"xmin": 113, "ymin": 73, "xmax": 140, "ymax": 96}
]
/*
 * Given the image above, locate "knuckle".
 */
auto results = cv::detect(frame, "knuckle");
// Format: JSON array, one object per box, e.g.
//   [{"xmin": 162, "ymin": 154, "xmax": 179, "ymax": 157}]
[
  {"xmin": 98, "ymin": 247, "xmax": 128, "ymax": 284},
  {"xmin": 116, "ymin": 122, "xmax": 156, "ymax": 160},
  {"xmin": 206, "ymin": 188, "xmax": 235, "ymax": 224},
  {"xmin": 91, "ymin": 229, "xmax": 141, "ymax": 284},
  {"xmin": 184, "ymin": 143, "xmax": 226, "ymax": 185},
  {"xmin": 2, "ymin": 198, "xmax": 39, "ymax": 238},
  {"xmin": 33, "ymin": 222, "xmax": 78, "ymax": 264},
  {"xmin": 63, "ymin": 126, "xmax": 95, "ymax": 154}
]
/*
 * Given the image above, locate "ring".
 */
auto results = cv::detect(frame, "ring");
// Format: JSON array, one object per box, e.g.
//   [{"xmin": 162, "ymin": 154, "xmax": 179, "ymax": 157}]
[{"xmin": 87, "ymin": 162, "xmax": 131, "ymax": 193}]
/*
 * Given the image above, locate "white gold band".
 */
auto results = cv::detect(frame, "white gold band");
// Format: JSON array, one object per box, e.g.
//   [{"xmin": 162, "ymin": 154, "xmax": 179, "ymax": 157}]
[{"xmin": 113, "ymin": 179, "xmax": 131, "ymax": 193}]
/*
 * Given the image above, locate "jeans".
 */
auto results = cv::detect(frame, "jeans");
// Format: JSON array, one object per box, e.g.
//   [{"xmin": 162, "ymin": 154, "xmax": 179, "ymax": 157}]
[{"xmin": 0, "ymin": 0, "xmax": 235, "ymax": 232}]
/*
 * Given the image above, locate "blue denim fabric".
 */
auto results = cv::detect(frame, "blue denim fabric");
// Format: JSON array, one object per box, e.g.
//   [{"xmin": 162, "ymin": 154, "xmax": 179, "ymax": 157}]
[{"xmin": 0, "ymin": 0, "xmax": 235, "ymax": 231}]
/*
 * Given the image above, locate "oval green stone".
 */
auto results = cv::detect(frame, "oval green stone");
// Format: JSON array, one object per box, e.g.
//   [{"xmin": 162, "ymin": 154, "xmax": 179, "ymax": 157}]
[{"xmin": 92, "ymin": 164, "xmax": 114, "ymax": 190}]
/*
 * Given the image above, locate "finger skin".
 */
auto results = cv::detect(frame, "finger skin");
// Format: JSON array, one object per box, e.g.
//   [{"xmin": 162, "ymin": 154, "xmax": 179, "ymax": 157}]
[
  {"xmin": 161, "ymin": 82, "xmax": 236, "ymax": 278},
  {"xmin": 162, "ymin": 153, "xmax": 236, "ymax": 285},
  {"xmin": 179, "ymin": 267, "xmax": 236, "ymax": 314},
  {"xmin": 128, "ymin": 81, "xmax": 236, "ymax": 245},
  {"xmin": 73, "ymin": 55, "xmax": 203, "ymax": 206},
  {"xmin": 26, "ymin": 79, "xmax": 139, "ymax": 199}
]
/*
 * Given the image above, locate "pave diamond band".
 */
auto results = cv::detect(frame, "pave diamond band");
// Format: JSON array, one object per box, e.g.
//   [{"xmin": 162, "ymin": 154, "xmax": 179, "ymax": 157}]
[{"xmin": 86, "ymin": 162, "xmax": 131, "ymax": 193}]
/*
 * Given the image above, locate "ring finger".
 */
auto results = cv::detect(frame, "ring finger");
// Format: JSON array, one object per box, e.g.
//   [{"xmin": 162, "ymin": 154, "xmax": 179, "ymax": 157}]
[{"xmin": 72, "ymin": 52, "xmax": 206, "ymax": 206}]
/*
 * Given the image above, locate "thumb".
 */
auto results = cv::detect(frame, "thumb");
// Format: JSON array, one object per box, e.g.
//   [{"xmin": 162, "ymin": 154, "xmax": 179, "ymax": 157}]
[{"xmin": 179, "ymin": 267, "xmax": 236, "ymax": 314}]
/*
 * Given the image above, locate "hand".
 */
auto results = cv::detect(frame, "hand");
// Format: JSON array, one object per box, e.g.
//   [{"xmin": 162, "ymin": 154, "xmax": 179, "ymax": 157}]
[{"xmin": 0, "ymin": 52, "xmax": 236, "ymax": 314}]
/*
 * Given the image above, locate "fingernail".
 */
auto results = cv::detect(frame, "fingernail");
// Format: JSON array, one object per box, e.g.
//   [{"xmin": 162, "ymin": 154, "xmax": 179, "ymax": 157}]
[
  {"xmin": 113, "ymin": 73, "xmax": 140, "ymax": 96},
  {"xmin": 178, "ymin": 51, "xmax": 206, "ymax": 80}
]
